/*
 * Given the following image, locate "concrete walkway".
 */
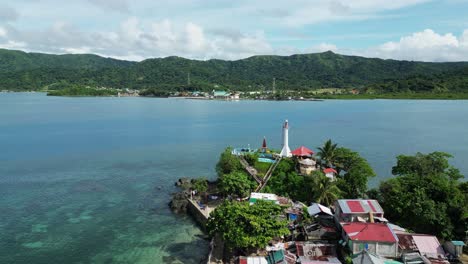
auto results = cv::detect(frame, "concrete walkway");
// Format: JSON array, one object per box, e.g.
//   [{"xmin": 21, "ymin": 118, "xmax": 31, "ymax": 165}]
[{"xmin": 187, "ymin": 198, "xmax": 214, "ymax": 220}]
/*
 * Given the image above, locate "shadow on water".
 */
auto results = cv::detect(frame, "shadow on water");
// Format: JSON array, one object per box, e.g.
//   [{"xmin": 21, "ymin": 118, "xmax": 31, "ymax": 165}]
[{"xmin": 165, "ymin": 240, "xmax": 210, "ymax": 264}]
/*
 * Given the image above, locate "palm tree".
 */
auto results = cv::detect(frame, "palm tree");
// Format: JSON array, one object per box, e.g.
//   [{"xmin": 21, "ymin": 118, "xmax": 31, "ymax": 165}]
[
  {"xmin": 312, "ymin": 174, "xmax": 341, "ymax": 206},
  {"xmin": 317, "ymin": 139, "xmax": 338, "ymax": 168}
]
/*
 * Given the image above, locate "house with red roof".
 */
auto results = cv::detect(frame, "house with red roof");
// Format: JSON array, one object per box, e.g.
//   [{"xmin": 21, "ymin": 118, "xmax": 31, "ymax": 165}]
[
  {"xmin": 291, "ymin": 146, "xmax": 314, "ymax": 157},
  {"xmin": 323, "ymin": 168, "xmax": 337, "ymax": 180},
  {"xmin": 341, "ymin": 222, "xmax": 399, "ymax": 258},
  {"xmin": 334, "ymin": 199, "xmax": 386, "ymax": 223},
  {"xmin": 291, "ymin": 146, "xmax": 317, "ymax": 175}
]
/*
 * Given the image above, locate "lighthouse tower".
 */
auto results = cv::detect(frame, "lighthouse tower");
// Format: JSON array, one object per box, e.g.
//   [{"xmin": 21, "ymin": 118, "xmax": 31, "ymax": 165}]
[{"xmin": 280, "ymin": 120, "xmax": 292, "ymax": 157}]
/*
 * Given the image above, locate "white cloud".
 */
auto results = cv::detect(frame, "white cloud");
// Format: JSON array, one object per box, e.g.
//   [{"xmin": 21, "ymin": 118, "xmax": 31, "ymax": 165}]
[
  {"xmin": 360, "ymin": 29, "xmax": 468, "ymax": 61},
  {"xmin": 0, "ymin": 18, "xmax": 274, "ymax": 60}
]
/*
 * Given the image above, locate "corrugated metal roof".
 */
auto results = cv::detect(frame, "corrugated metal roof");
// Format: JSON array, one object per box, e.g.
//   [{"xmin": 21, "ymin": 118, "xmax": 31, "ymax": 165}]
[
  {"xmin": 450, "ymin": 241, "xmax": 465, "ymax": 246},
  {"xmin": 213, "ymin": 91, "xmax": 230, "ymax": 96},
  {"xmin": 352, "ymin": 250, "xmax": 386, "ymax": 264},
  {"xmin": 412, "ymin": 235, "xmax": 445, "ymax": 258},
  {"xmin": 342, "ymin": 223, "xmax": 397, "ymax": 243},
  {"xmin": 296, "ymin": 242, "xmax": 337, "ymax": 261},
  {"xmin": 308, "ymin": 203, "xmax": 333, "ymax": 216},
  {"xmin": 337, "ymin": 199, "xmax": 384, "ymax": 214}
]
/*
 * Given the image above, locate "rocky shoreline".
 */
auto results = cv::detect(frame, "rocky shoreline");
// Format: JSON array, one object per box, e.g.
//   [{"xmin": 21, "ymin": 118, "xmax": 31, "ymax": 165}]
[{"xmin": 168, "ymin": 178, "xmax": 192, "ymax": 214}]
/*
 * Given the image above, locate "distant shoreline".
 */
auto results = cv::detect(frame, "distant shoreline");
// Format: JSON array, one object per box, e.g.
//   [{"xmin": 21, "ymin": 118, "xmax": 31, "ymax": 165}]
[{"xmin": 3, "ymin": 91, "xmax": 468, "ymax": 100}]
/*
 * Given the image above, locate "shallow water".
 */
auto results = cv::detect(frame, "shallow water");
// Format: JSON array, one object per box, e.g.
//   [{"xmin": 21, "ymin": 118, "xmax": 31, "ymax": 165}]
[{"xmin": 1, "ymin": 93, "xmax": 467, "ymax": 263}]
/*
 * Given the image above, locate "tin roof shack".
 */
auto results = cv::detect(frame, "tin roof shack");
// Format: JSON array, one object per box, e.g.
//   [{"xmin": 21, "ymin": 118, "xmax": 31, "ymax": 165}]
[
  {"xmin": 296, "ymin": 241, "xmax": 341, "ymax": 263},
  {"xmin": 284, "ymin": 202, "xmax": 304, "ymax": 222},
  {"xmin": 396, "ymin": 233, "xmax": 449, "ymax": 264},
  {"xmin": 353, "ymin": 250, "xmax": 403, "ymax": 264},
  {"xmin": 335, "ymin": 200, "xmax": 385, "ymax": 223},
  {"xmin": 443, "ymin": 241, "xmax": 465, "ymax": 259},
  {"xmin": 341, "ymin": 223, "xmax": 399, "ymax": 258},
  {"xmin": 303, "ymin": 204, "xmax": 339, "ymax": 241},
  {"xmin": 308, "ymin": 203, "xmax": 334, "ymax": 217},
  {"xmin": 265, "ymin": 250, "xmax": 297, "ymax": 264}
]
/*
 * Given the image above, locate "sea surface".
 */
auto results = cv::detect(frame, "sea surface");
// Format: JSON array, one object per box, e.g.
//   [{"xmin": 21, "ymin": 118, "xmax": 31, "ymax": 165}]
[{"xmin": 1, "ymin": 93, "xmax": 468, "ymax": 263}]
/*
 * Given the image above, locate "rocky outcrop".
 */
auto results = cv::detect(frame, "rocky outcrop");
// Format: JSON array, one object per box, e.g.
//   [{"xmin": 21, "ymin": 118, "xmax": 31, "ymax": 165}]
[{"xmin": 169, "ymin": 191, "xmax": 189, "ymax": 214}]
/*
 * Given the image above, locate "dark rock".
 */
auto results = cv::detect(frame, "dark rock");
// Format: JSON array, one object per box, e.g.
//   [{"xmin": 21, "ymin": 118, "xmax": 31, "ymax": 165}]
[
  {"xmin": 175, "ymin": 177, "xmax": 191, "ymax": 187},
  {"xmin": 169, "ymin": 191, "xmax": 189, "ymax": 213}
]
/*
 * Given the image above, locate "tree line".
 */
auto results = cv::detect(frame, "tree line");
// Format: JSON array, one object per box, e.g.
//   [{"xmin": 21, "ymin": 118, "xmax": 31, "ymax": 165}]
[{"xmin": 2, "ymin": 48, "xmax": 468, "ymax": 94}]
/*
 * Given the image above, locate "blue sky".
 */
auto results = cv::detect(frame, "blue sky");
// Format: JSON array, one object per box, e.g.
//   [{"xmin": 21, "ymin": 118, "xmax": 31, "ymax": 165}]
[{"xmin": 1, "ymin": 0, "xmax": 467, "ymax": 61}]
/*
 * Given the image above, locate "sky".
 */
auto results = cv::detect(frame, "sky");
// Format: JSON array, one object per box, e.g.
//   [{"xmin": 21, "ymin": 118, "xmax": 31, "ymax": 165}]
[{"xmin": 0, "ymin": 0, "xmax": 468, "ymax": 62}]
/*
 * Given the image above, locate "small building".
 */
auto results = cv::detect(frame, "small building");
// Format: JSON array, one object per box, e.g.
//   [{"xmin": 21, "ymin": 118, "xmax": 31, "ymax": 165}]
[
  {"xmin": 249, "ymin": 192, "xmax": 279, "ymax": 205},
  {"xmin": 296, "ymin": 242, "xmax": 341, "ymax": 263},
  {"xmin": 308, "ymin": 203, "xmax": 333, "ymax": 217},
  {"xmin": 285, "ymin": 202, "xmax": 305, "ymax": 221},
  {"xmin": 298, "ymin": 159, "xmax": 317, "ymax": 175},
  {"xmin": 341, "ymin": 222, "xmax": 399, "ymax": 258},
  {"xmin": 397, "ymin": 233, "xmax": 449, "ymax": 263},
  {"xmin": 334, "ymin": 199, "xmax": 385, "ymax": 223},
  {"xmin": 291, "ymin": 146, "xmax": 314, "ymax": 157},
  {"xmin": 443, "ymin": 240, "xmax": 465, "ymax": 258},
  {"xmin": 212, "ymin": 90, "xmax": 231, "ymax": 99},
  {"xmin": 353, "ymin": 250, "xmax": 403, "ymax": 264},
  {"xmin": 230, "ymin": 93, "xmax": 240, "ymax": 100},
  {"xmin": 265, "ymin": 250, "xmax": 297, "ymax": 264},
  {"xmin": 292, "ymin": 146, "xmax": 316, "ymax": 175},
  {"xmin": 323, "ymin": 168, "xmax": 337, "ymax": 181}
]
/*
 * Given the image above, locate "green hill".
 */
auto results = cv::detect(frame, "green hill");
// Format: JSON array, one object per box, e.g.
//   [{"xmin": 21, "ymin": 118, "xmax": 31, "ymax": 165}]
[{"xmin": 1, "ymin": 48, "xmax": 468, "ymax": 92}]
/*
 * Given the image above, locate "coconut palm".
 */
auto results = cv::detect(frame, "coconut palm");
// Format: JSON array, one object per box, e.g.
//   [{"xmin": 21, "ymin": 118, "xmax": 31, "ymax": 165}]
[
  {"xmin": 312, "ymin": 174, "xmax": 341, "ymax": 206},
  {"xmin": 317, "ymin": 139, "xmax": 338, "ymax": 168}
]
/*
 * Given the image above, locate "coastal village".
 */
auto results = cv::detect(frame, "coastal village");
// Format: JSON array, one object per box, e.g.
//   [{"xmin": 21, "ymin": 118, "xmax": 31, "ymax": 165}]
[{"xmin": 174, "ymin": 120, "xmax": 468, "ymax": 264}]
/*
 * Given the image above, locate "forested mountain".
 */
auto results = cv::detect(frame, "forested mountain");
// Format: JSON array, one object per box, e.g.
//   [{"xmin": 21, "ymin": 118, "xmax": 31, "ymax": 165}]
[{"xmin": 1, "ymin": 48, "xmax": 468, "ymax": 92}]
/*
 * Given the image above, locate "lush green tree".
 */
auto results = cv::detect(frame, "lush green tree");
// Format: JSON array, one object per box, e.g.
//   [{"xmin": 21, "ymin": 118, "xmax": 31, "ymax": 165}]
[
  {"xmin": 206, "ymin": 200, "xmax": 290, "ymax": 250},
  {"xmin": 263, "ymin": 158, "xmax": 314, "ymax": 202},
  {"xmin": 219, "ymin": 171, "xmax": 256, "ymax": 198},
  {"xmin": 192, "ymin": 177, "xmax": 208, "ymax": 193},
  {"xmin": 377, "ymin": 152, "xmax": 467, "ymax": 240},
  {"xmin": 310, "ymin": 172, "xmax": 341, "ymax": 206},
  {"xmin": 391, "ymin": 151, "xmax": 462, "ymax": 180},
  {"xmin": 4, "ymin": 48, "xmax": 468, "ymax": 95},
  {"xmin": 334, "ymin": 147, "xmax": 375, "ymax": 198},
  {"xmin": 216, "ymin": 147, "xmax": 243, "ymax": 176},
  {"xmin": 317, "ymin": 139, "xmax": 338, "ymax": 168},
  {"xmin": 244, "ymin": 152, "xmax": 260, "ymax": 166}
]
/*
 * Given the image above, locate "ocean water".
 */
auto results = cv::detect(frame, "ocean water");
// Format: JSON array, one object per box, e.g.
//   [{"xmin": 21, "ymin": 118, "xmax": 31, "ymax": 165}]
[{"xmin": 1, "ymin": 93, "xmax": 468, "ymax": 263}]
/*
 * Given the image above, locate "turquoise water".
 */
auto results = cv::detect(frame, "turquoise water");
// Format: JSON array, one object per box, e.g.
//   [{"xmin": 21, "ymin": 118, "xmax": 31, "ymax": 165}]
[{"xmin": 1, "ymin": 93, "xmax": 468, "ymax": 263}]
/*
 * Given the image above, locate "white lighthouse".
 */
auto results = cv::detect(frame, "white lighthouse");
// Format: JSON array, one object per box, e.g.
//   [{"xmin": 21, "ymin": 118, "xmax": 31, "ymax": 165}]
[{"xmin": 280, "ymin": 120, "xmax": 292, "ymax": 157}]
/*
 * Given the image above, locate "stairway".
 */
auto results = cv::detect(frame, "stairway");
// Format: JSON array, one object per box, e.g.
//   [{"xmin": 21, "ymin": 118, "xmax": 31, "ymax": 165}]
[{"xmin": 255, "ymin": 156, "xmax": 282, "ymax": 192}]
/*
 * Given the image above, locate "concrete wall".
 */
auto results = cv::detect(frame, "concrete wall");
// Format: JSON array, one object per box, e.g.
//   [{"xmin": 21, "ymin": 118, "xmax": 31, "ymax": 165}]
[
  {"xmin": 186, "ymin": 198, "xmax": 208, "ymax": 230},
  {"xmin": 351, "ymin": 241, "xmax": 397, "ymax": 258}
]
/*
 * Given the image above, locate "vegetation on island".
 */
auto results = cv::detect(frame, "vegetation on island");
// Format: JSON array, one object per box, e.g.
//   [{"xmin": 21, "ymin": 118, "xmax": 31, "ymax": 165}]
[
  {"xmin": 47, "ymin": 86, "xmax": 118, "ymax": 96},
  {"xmin": 205, "ymin": 142, "xmax": 467, "ymax": 253},
  {"xmin": 369, "ymin": 152, "xmax": 468, "ymax": 240},
  {"xmin": 2, "ymin": 48, "xmax": 468, "ymax": 99},
  {"xmin": 219, "ymin": 171, "xmax": 257, "ymax": 199},
  {"xmin": 206, "ymin": 200, "xmax": 289, "ymax": 250}
]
